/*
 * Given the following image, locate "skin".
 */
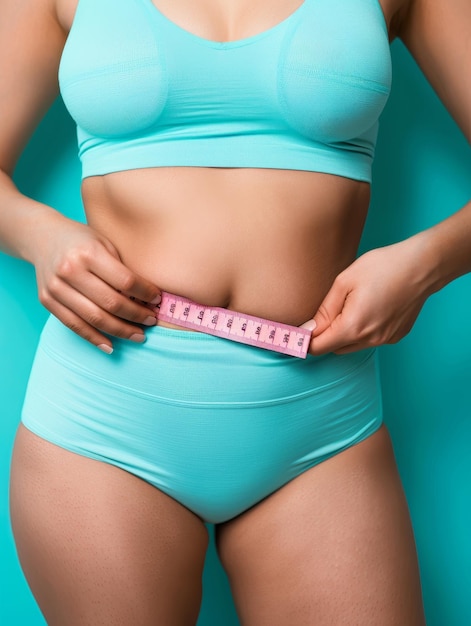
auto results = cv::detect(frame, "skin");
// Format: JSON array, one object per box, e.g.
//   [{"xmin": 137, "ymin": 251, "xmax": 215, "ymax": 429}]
[{"xmin": 2, "ymin": 0, "xmax": 470, "ymax": 624}]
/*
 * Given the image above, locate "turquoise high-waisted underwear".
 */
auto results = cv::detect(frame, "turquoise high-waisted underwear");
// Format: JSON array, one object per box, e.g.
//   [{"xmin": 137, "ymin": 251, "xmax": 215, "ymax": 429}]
[{"xmin": 21, "ymin": 315, "xmax": 383, "ymax": 524}]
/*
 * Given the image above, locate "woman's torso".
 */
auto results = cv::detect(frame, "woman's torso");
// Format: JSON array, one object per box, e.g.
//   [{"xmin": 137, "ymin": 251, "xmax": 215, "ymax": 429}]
[{"xmin": 56, "ymin": 0, "xmax": 406, "ymax": 326}]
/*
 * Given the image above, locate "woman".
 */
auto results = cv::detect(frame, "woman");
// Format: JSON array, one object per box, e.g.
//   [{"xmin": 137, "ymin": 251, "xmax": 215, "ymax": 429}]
[{"xmin": 2, "ymin": 0, "xmax": 470, "ymax": 623}]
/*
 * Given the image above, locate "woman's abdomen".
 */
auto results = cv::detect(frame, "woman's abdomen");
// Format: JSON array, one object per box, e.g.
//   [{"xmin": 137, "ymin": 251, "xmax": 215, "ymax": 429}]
[{"xmin": 82, "ymin": 166, "xmax": 370, "ymax": 325}]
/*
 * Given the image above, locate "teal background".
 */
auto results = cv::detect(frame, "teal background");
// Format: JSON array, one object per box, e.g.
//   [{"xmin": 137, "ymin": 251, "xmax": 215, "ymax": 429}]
[{"xmin": 1, "ymin": 41, "xmax": 470, "ymax": 625}]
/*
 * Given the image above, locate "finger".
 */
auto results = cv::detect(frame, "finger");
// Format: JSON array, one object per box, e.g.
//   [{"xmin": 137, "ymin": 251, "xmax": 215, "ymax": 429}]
[
  {"xmin": 299, "ymin": 318, "xmax": 317, "ymax": 332},
  {"xmin": 45, "ymin": 301, "xmax": 115, "ymax": 353},
  {"xmin": 58, "ymin": 271, "xmax": 158, "ymax": 326},
  {"xmin": 311, "ymin": 278, "xmax": 350, "ymax": 337},
  {"xmin": 309, "ymin": 310, "xmax": 364, "ymax": 356},
  {"xmin": 331, "ymin": 342, "xmax": 363, "ymax": 355},
  {"xmin": 88, "ymin": 254, "xmax": 161, "ymax": 304},
  {"xmin": 307, "ymin": 317, "xmax": 356, "ymax": 355},
  {"xmin": 48, "ymin": 279, "xmax": 147, "ymax": 341}
]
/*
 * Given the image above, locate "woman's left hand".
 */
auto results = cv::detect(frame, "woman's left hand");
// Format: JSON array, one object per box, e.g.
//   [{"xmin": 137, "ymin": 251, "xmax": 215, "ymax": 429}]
[{"xmin": 301, "ymin": 238, "xmax": 436, "ymax": 355}]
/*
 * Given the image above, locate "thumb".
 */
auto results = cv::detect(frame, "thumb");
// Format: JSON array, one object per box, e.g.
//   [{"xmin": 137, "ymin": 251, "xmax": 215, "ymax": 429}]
[{"xmin": 301, "ymin": 279, "xmax": 349, "ymax": 337}]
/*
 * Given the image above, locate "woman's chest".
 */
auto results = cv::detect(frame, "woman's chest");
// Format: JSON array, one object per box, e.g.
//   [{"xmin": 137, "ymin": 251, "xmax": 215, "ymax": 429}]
[{"xmin": 57, "ymin": 0, "xmax": 393, "ymax": 144}]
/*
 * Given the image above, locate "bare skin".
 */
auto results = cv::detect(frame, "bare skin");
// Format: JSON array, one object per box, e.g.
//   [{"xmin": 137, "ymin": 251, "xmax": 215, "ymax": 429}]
[
  {"xmin": 83, "ymin": 166, "xmax": 370, "ymax": 326},
  {"xmin": 3, "ymin": 0, "xmax": 471, "ymax": 623}
]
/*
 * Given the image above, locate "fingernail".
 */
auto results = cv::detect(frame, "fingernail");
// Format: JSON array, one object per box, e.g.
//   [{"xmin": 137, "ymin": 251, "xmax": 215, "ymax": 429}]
[
  {"xmin": 98, "ymin": 344, "xmax": 113, "ymax": 354},
  {"xmin": 150, "ymin": 294, "xmax": 162, "ymax": 305},
  {"xmin": 300, "ymin": 320, "xmax": 317, "ymax": 332},
  {"xmin": 130, "ymin": 333, "xmax": 146, "ymax": 343},
  {"xmin": 143, "ymin": 315, "xmax": 157, "ymax": 326}
]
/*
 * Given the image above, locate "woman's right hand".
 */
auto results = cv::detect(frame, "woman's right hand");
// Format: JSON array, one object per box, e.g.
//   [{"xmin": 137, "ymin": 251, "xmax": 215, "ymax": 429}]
[{"xmin": 31, "ymin": 213, "xmax": 161, "ymax": 353}]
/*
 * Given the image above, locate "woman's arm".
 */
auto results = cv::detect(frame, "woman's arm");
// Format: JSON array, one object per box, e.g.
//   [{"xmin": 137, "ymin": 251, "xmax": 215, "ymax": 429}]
[
  {"xmin": 397, "ymin": 0, "xmax": 471, "ymax": 288},
  {"xmin": 304, "ymin": 0, "xmax": 471, "ymax": 354},
  {"xmin": 0, "ymin": 0, "xmax": 161, "ymax": 353}
]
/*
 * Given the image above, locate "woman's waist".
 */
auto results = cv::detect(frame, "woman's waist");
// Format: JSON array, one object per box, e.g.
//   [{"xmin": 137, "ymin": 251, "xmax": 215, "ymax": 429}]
[
  {"xmin": 130, "ymin": 246, "xmax": 348, "ymax": 331},
  {"xmin": 82, "ymin": 170, "xmax": 369, "ymax": 327},
  {"xmin": 90, "ymin": 222, "xmax": 360, "ymax": 329},
  {"xmin": 82, "ymin": 165, "xmax": 370, "ymax": 250}
]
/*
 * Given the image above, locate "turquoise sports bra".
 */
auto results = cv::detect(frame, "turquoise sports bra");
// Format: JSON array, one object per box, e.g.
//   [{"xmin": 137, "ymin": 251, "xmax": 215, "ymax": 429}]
[{"xmin": 59, "ymin": 0, "xmax": 392, "ymax": 182}]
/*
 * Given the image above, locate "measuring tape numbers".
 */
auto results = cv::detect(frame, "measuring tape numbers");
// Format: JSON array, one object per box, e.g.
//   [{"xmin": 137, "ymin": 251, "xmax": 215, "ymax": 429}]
[{"xmin": 155, "ymin": 291, "xmax": 312, "ymax": 358}]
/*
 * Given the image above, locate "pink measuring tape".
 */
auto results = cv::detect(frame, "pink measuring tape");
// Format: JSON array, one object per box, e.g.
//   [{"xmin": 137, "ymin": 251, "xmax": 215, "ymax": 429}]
[{"xmin": 155, "ymin": 291, "xmax": 312, "ymax": 358}]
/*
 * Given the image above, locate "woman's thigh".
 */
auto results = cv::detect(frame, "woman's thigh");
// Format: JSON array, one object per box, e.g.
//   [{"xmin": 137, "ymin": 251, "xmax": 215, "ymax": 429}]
[
  {"xmin": 215, "ymin": 424, "xmax": 426, "ymax": 626},
  {"xmin": 9, "ymin": 424, "xmax": 209, "ymax": 626}
]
